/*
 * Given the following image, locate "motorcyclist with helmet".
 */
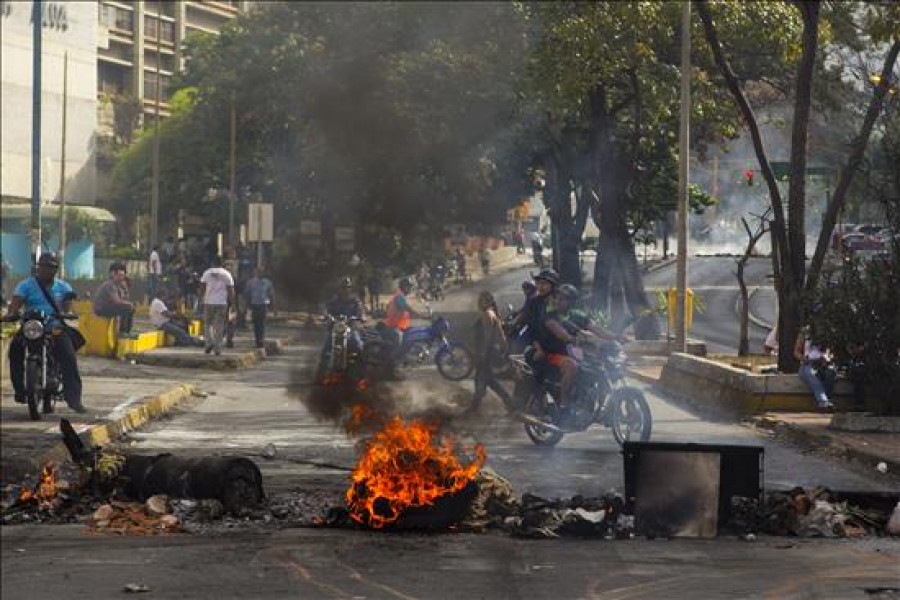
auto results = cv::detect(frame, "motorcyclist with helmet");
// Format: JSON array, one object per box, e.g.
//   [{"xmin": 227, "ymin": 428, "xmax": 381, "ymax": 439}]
[
  {"xmin": 3, "ymin": 253, "xmax": 86, "ymax": 413},
  {"xmin": 513, "ymin": 269, "xmax": 558, "ymax": 345},
  {"xmin": 325, "ymin": 277, "xmax": 366, "ymax": 354},
  {"xmin": 532, "ymin": 283, "xmax": 626, "ymax": 423}
]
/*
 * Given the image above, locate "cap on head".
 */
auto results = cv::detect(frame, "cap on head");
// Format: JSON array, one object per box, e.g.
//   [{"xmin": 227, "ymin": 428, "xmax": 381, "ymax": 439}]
[
  {"xmin": 109, "ymin": 261, "xmax": 127, "ymax": 273},
  {"xmin": 522, "ymin": 280, "xmax": 536, "ymax": 292},
  {"xmin": 534, "ymin": 269, "xmax": 559, "ymax": 287},
  {"xmin": 37, "ymin": 253, "xmax": 59, "ymax": 268}
]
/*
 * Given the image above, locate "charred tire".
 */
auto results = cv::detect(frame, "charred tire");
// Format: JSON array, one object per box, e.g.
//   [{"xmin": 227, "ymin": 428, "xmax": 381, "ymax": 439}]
[
  {"xmin": 610, "ymin": 387, "xmax": 652, "ymax": 446},
  {"xmin": 523, "ymin": 389, "xmax": 564, "ymax": 447},
  {"xmin": 435, "ymin": 343, "xmax": 474, "ymax": 381},
  {"xmin": 25, "ymin": 361, "xmax": 41, "ymax": 421}
]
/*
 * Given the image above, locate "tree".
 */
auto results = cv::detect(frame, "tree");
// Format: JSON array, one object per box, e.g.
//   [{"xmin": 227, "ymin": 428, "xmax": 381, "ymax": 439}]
[
  {"xmin": 735, "ymin": 209, "xmax": 771, "ymax": 357},
  {"xmin": 697, "ymin": 0, "xmax": 900, "ymax": 370}
]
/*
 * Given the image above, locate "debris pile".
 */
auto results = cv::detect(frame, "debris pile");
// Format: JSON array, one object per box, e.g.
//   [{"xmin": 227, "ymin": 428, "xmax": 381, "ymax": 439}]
[
  {"xmin": 88, "ymin": 496, "xmax": 181, "ymax": 535},
  {"xmin": 754, "ymin": 487, "xmax": 894, "ymax": 538}
]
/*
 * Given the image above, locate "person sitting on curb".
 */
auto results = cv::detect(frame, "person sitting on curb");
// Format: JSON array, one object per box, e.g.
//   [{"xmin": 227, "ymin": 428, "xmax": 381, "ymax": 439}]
[
  {"xmin": 93, "ymin": 262, "xmax": 136, "ymax": 338},
  {"xmin": 793, "ymin": 325, "xmax": 836, "ymax": 411},
  {"xmin": 150, "ymin": 289, "xmax": 204, "ymax": 347}
]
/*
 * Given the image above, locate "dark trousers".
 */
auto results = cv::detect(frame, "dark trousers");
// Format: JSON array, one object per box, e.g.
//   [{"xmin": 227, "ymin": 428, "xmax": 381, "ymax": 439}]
[
  {"xmin": 473, "ymin": 359, "xmax": 513, "ymax": 410},
  {"xmin": 251, "ymin": 305, "xmax": 267, "ymax": 347},
  {"xmin": 8, "ymin": 332, "xmax": 83, "ymax": 407},
  {"xmin": 95, "ymin": 305, "xmax": 134, "ymax": 333}
]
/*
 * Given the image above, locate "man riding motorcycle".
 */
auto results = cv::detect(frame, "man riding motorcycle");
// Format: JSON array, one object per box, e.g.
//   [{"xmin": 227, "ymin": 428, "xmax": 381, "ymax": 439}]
[
  {"xmin": 3, "ymin": 253, "xmax": 86, "ymax": 413},
  {"xmin": 513, "ymin": 269, "xmax": 558, "ymax": 346},
  {"xmin": 325, "ymin": 277, "xmax": 366, "ymax": 353},
  {"xmin": 381, "ymin": 276, "xmax": 429, "ymax": 353},
  {"xmin": 531, "ymin": 283, "xmax": 625, "ymax": 422}
]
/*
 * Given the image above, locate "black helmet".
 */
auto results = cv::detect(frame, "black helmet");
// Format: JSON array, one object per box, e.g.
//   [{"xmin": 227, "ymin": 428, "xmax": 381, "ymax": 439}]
[
  {"xmin": 399, "ymin": 277, "xmax": 413, "ymax": 291},
  {"xmin": 522, "ymin": 280, "xmax": 536, "ymax": 292},
  {"xmin": 340, "ymin": 276, "xmax": 353, "ymax": 289},
  {"xmin": 37, "ymin": 253, "xmax": 59, "ymax": 268},
  {"xmin": 557, "ymin": 283, "xmax": 579, "ymax": 300},
  {"xmin": 534, "ymin": 269, "xmax": 559, "ymax": 287}
]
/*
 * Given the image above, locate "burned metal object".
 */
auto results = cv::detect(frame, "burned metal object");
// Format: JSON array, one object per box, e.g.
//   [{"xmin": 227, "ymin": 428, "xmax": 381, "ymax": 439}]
[
  {"xmin": 120, "ymin": 454, "xmax": 265, "ymax": 516},
  {"xmin": 623, "ymin": 442, "xmax": 764, "ymax": 538}
]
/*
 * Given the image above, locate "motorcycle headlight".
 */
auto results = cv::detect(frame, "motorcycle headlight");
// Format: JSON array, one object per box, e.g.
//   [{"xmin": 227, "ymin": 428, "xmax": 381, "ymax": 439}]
[{"xmin": 23, "ymin": 319, "xmax": 44, "ymax": 340}]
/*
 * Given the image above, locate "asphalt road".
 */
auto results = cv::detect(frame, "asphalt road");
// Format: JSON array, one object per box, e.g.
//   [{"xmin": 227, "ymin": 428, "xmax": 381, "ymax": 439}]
[{"xmin": 3, "ymin": 262, "xmax": 898, "ymax": 599}]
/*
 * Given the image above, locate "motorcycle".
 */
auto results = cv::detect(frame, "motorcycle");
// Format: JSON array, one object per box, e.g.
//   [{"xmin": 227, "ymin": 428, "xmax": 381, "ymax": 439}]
[
  {"xmin": 316, "ymin": 314, "xmax": 366, "ymax": 385},
  {"xmin": 17, "ymin": 309, "xmax": 75, "ymax": 421},
  {"xmin": 366, "ymin": 316, "xmax": 474, "ymax": 381},
  {"xmin": 509, "ymin": 337, "xmax": 652, "ymax": 447}
]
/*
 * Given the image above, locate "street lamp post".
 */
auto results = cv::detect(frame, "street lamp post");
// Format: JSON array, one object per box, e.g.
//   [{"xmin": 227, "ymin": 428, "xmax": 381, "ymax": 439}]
[
  {"xmin": 31, "ymin": 0, "xmax": 43, "ymax": 261},
  {"xmin": 675, "ymin": 0, "xmax": 691, "ymax": 352}
]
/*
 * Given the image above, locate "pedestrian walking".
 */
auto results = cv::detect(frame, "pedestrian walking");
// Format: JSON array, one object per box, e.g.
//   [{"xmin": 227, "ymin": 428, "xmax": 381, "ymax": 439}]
[
  {"xmin": 148, "ymin": 245, "xmax": 162, "ymax": 303},
  {"xmin": 530, "ymin": 230, "xmax": 544, "ymax": 267},
  {"xmin": 470, "ymin": 291, "xmax": 513, "ymax": 412},
  {"xmin": 199, "ymin": 256, "xmax": 235, "ymax": 356},
  {"xmin": 93, "ymin": 262, "xmax": 135, "ymax": 336},
  {"xmin": 479, "ymin": 245, "xmax": 492, "ymax": 276},
  {"xmin": 244, "ymin": 267, "xmax": 275, "ymax": 348}
]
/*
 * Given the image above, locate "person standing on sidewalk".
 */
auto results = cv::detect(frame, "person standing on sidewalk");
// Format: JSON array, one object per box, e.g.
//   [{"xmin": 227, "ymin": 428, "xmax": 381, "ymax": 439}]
[
  {"xmin": 93, "ymin": 262, "xmax": 135, "ymax": 336},
  {"xmin": 479, "ymin": 244, "xmax": 492, "ymax": 276},
  {"xmin": 148, "ymin": 245, "xmax": 162, "ymax": 303},
  {"xmin": 244, "ymin": 266, "xmax": 275, "ymax": 348},
  {"xmin": 199, "ymin": 256, "xmax": 235, "ymax": 356}
]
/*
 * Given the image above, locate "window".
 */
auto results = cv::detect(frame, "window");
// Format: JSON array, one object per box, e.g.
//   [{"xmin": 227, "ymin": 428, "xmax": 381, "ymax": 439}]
[
  {"xmin": 143, "ymin": 72, "xmax": 170, "ymax": 101},
  {"xmin": 144, "ymin": 15, "xmax": 175, "ymax": 43},
  {"xmin": 101, "ymin": 5, "xmax": 134, "ymax": 32}
]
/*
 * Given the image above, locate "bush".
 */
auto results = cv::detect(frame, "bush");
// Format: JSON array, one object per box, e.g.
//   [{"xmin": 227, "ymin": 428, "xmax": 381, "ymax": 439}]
[{"xmin": 101, "ymin": 245, "xmax": 144, "ymax": 260}]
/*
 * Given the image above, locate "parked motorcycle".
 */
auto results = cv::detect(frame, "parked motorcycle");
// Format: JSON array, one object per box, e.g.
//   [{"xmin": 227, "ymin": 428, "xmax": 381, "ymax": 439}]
[
  {"xmin": 17, "ymin": 309, "xmax": 76, "ymax": 420},
  {"xmin": 366, "ymin": 316, "xmax": 474, "ymax": 381},
  {"xmin": 509, "ymin": 337, "xmax": 652, "ymax": 447}
]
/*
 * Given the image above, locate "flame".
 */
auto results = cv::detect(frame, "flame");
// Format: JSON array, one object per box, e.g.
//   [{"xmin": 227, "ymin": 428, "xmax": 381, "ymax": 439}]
[
  {"xmin": 17, "ymin": 462, "xmax": 58, "ymax": 506},
  {"xmin": 345, "ymin": 413, "xmax": 486, "ymax": 529}
]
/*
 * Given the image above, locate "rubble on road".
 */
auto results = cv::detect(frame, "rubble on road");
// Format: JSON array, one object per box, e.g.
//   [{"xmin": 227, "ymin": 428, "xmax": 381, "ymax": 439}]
[{"xmin": 753, "ymin": 487, "xmax": 894, "ymax": 538}]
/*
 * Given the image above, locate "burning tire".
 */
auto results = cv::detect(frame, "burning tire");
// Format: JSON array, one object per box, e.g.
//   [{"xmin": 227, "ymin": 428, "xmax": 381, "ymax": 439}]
[
  {"xmin": 523, "ymin": 389, "xmax": 564, "ymax": 447},
  {"xmin": 435, "ymin": 343, "xmax": 474, "ymax": 381},
  {"xmin": 610, "ymin": 387, "xmax": 652, "ymax": 446}
]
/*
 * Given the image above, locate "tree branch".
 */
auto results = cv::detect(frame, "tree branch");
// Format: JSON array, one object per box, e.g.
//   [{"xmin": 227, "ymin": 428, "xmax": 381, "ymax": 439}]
[{"xmin": 806, "ymin": 39, "xmax": 900, "ymax": 292}]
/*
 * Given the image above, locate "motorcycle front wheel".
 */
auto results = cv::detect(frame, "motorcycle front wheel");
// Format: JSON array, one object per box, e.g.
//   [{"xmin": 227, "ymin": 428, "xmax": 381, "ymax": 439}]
[
  {"xmin": 523, "ymin": 390, "xmax": 564, "ymax": 447},
  {"xmin": 25, "ymin": 361, "xmax": 41, "ymax": 421},
  {"xmin": 610, "ymin": 387, "xmax": 652, "ymax": 446},
  {"xmin": 435, "ymin": 343, "xmax": 474, "ymax": 381}
]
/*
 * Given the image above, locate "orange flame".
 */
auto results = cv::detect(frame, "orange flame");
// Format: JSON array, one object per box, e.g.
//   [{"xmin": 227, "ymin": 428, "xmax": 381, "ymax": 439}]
[
  {"xmin": 345, "ymin": 414, "xmax": 486, "ymax": 529},
  {"xmin": 17, "ymin": 462, "xmax": 58, "ymax": 506}
]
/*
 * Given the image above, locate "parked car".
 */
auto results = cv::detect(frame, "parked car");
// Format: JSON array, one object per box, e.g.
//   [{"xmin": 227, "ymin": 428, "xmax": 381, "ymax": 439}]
[{"xmin": 842, "ymin": 232, "xmax": 883, "ymax": 253}]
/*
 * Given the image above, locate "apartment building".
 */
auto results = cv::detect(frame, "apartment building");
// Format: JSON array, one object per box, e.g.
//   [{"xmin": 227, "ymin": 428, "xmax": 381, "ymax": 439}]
[{"xmin": 97, "ymin": 1, "xmax": 248, "ymax": 124}]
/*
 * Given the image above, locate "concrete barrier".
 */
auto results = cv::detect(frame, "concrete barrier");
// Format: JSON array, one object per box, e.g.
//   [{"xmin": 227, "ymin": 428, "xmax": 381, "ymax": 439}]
[{"xmin": 658, "ymin": 352, "xmax": 860, "ymax": 418}]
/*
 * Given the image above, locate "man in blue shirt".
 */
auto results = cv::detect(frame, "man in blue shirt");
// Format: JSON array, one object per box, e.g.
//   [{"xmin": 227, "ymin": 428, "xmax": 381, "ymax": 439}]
[{"xmin": 3, "ymin": 253, "xmax": 85, "ymax": 413}]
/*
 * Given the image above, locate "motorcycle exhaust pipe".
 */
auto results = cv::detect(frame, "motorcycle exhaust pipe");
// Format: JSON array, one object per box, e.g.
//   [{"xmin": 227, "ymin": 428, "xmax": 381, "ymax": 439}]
[{"xmin": 513, "ymin": 411, "xmax": 565, "ymax": 435}]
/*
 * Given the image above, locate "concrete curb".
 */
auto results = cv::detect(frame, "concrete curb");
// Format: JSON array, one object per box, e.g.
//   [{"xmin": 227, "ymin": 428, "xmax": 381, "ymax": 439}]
[
  {"xmin": 745, "ymin": 286, "xmax": 773, "ymax": 331},
  {"xmin": 129, "ymin": 339, "xmax": 284, "ymax": 370},
  {"xmin": 751, "ymin": 414, "xmax": 900, "ymax": 477},
  {"xmin": 640, "ymin": 257, "xmax": 677, "ymax": 275},
  {"xmin": 35, "ymin": 383, "xmax": 199, "ymax": 471}
]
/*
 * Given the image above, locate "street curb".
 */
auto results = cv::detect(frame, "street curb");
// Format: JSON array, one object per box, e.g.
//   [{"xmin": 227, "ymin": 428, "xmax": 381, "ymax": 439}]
[
  {"xmin": 640, "ymin": 257, "xmax": 677, "ymax": 275},
  {"xmin": 745, "ymin": 286, "xmax": 773, "ymax": 331},
  {"xmin": 128, "ymin": 339, "xmax": 284, "ymax": 370},
  {"xmin": 625, "ymin": 367, "xmax": 661, "ymax": 387},
  {"xmin": 750, "ymin": 414, "xmax": 900, "ymax": 477},
  {"xmin": 35, "ymin": 383, "xmax": 199, "ymax": 471}
]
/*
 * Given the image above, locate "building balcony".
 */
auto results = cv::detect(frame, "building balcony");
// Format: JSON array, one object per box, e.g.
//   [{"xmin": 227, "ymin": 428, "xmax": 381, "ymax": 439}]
[{"xmin": 190, "ymin": 1, "xmax": 240, "ymax": 18}]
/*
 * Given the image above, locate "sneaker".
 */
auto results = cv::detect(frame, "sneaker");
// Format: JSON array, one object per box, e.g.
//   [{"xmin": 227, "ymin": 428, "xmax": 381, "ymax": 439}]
[
  {"xmin": 204, "ymin": 345, "xmax": 212, "ymax": 354},
  {"xmin": 817, "ymin": 401, "xmax": 835, "ymax": 413},
  {"xmin": 14, "ymin": 394, "xmax": 27, "ymax": 404},
  {"xmin": 69, "ymin": 403, "xmax": 88, "ymax": 414},
  {"xmin": 214, "ymin": 349, "xmax": 222, "ymax": 356},
  {"xmin": 226, "ymin": 341, "xmax": 235, "ymax": 349}
]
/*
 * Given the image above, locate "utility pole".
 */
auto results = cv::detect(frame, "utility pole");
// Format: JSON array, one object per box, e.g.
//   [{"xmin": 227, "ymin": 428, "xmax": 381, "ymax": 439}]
[
  {"xmin": 31, "ymin": 0, "xmax": 43, "ymax": 261},
  {"xmin": 58, "ymin": 51, "xmax": 68, "ymax": 277},
  {"xmin": 675, "ymin": 0, "xmax": 691, "ymax": 352},
  {"xmin": 229, "ymin": 99, "xmax": 237, "ymax": 249},
  {"xmin": 150, "ymin": 9, "xmax": 162, "ymax": 248}
]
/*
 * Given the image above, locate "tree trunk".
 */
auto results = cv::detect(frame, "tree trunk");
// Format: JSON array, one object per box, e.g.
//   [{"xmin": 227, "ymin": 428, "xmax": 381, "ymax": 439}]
[{"xmin": 737, "ymin": 258, "xmax": 749, "ymax": 356}]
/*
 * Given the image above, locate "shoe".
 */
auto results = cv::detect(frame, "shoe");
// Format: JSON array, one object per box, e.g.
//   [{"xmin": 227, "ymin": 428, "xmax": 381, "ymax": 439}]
[
  {"xmin": 214, "ymin": 349, "xmax": 222, "ymax": 356},
  {"xmin": 817, "ymin": 401, "xmax": 835, "ymax": 413},
  {"xmin": 204, "ymin": 346, "xmax": 212, "ymax": 354},
  {"xmin": 226, "ymin": 341, "xmax": 234, "ymax": 349},
  {"xmin": 14, "ymin": 394, "xmax": 27, "ymax": 404},
  {"xmin": 69, "ymin": 403, "xmax": 87, "ymax": 414}
]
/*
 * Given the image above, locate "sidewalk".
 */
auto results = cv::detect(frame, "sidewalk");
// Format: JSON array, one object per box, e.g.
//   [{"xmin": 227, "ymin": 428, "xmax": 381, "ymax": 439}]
[
  {"xmin": 0, "ymin": 372, "xmax": 196, "ymax": 484},
  {"xmin": 626, "ymin": 363, "xmax": 900, "ymax": 478}
]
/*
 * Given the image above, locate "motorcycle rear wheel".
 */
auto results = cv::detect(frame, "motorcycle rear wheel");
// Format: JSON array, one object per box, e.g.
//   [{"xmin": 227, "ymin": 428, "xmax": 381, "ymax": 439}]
[
  {"xmin": 610, "ymin": 387, "xmax": 652, "ymax": 446},
  {"xmin": 523, "ymin": 390, "xmax": 564, "ymax": 447},
  {"xmin": 25, "ymin": 361, "xmax": 41, "ymax": 421}
]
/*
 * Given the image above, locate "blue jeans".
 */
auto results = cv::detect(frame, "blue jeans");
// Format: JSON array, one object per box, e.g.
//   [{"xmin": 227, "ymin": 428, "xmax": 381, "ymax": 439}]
[
  {"xmin": 159, "ymin": 321, "xmax": 201, "ymax": 347},
  {"xmin": 798, "ymin": 364, "xmax": 836, "ymax": 406}
]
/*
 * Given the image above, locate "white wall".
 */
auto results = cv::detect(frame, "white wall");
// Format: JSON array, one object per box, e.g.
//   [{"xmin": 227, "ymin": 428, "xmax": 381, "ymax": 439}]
[{"xmin": 1, "ymin": 1, "xmax": 97, "ymax": 205}]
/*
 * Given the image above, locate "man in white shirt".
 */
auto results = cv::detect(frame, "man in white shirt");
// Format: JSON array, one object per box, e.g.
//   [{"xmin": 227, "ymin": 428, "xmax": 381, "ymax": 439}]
[
  {"xmin": 530, "ymin": 231, "xmax": 544, "ymax": 266},
  {"xmin": 148, "ymin": 245, "xmax": 162, "ymax": 303},
  {"xmin": 199, "ymin": 256, "xmax": 235, "ymax": 355},
  {"xmin": 150, "ymin": 289, "xmax": 203, "ymax": 347}
]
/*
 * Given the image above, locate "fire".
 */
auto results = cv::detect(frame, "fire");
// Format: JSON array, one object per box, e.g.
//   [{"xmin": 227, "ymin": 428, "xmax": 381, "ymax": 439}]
[
  {"xmin": 345, "ymin": 414, "xmax": 486, "ymax": 529},
  {"xmin": 17, "ymin": 462, "xmax": 58, "ymax": 506}
]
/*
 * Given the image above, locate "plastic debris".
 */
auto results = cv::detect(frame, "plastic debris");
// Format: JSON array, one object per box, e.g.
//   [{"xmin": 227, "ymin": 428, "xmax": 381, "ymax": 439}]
[{"xmin": 123, "ymin": 583, "xmax": 151, "ymax": 593}]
